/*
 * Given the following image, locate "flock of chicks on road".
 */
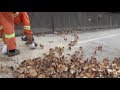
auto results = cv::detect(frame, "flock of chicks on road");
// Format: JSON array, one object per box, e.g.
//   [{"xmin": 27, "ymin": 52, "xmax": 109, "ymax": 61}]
[{"xmin": 2, "ymin": 30, "xmax": 120, "ymax": 78}]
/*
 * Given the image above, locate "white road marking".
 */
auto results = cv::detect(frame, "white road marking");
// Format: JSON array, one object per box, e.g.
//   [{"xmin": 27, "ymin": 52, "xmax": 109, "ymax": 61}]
[{"xmin": 78, "ymin": 33, "xmax": 120, "ymax": 44}]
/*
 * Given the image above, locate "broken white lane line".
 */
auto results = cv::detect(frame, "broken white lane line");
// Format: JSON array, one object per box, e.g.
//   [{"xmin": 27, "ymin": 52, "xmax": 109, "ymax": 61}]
[{"xmin": 78, "ymin": 33, "xmax": 120, "ymax": 44}]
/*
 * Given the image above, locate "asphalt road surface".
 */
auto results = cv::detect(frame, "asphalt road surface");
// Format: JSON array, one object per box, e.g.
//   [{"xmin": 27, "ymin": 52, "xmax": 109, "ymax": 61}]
[{"xmin": 0, "ymin": 28, "xmax": 120, "ymax": 77}]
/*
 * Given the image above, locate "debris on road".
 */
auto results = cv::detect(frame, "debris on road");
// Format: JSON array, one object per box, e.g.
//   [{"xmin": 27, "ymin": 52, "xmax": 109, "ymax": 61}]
[{"xmin": 13, "ymin": 46, "xmax": 120, "ymax": 78}]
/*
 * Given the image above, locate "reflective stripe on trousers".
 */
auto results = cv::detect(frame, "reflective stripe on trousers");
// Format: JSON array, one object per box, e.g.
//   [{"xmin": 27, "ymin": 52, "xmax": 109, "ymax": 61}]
[{"xmin": 5, "ymin": 33, "xmax": 15, "ymax": 38}]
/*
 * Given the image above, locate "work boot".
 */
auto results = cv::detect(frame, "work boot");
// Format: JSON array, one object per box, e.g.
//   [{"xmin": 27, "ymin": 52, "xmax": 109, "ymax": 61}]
[{"xmin": 5, "ymin": 49, "xmax": 20, "ymax": 57}]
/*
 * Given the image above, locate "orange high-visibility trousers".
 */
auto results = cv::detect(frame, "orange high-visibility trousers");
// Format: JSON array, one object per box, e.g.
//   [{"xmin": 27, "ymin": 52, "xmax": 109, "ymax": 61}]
[
  {"xmin": 14, "ymin": 12, "xmax": 33, "ymax": 35},
  {"xmin": 0, "ymin": 12, "xmax": 16, "ymax": 50}
]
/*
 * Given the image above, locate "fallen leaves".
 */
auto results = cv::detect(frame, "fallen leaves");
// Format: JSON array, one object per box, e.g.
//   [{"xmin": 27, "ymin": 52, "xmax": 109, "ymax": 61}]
[
  {"xmin": 26, "ymin": 68, "xmax": 38, "ymax": 78},
  {"xmin": 10, "ymin": 32, "xmax": 120, "ymax": 78},
  {"xmin": 0, "ymin": 64, "xmax": 13, "ymax": 74},
  {"xmin": 39, "ymin": 44, "xmax": 44, "ymax": 49},
  {"xmin": 67, "ymin": 33, "xmax": 79, "ymax": 50},
  {"xmin": 57, "ymin": 64, "xmax": 68, "ymax": 72},
  {"xmin": 73, "ymin": 34, "xmax": 79, "ymax": 41},
  {"xmin": 53, "ymin": 31, "xmax": 61, "ymax": 35},
  {"xmin": 93, "ymin": 45, "xmax": 103, "ymax": 55},
  {"xmin": 62, "ymin": 34, "xmax": 67, "ymax": 41},
  {"xmin": 38, "ymin": 74, "xmax": 46, "ymax": 78},
  {"xmin": 68, "ymin": 45, "xmax": 72, "ymax": 50},
  {"xmin": 14, "ymin": 50, "xmax": 120, "ymax": 78},
  {"xmin": 68, "ymin": 40, "xmax": 77, "ymax": 46},
  {"xmin": 13, "ymin": 43, "xmax": 120, "ymax": 78},
  {"xmin": 96, "ymin": 46, "xmax": 103, "ymax": 51}
]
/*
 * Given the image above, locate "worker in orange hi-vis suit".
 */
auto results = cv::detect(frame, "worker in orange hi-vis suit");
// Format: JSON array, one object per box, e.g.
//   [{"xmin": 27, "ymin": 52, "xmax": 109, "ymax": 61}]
[
  {"xmin": 0, "ymin": 12, "xmax": 37, "ymax": 57},
  {"xmin": 0, "ymin": 12, "xmax": 19, "ymax": 57},
  {"xmin": 14, "ymin": 12, "xmax": 35, "ymax": 43},
  {"xmin": 14, "ymin": 12, "xmax": 37, "ymax": 47}
]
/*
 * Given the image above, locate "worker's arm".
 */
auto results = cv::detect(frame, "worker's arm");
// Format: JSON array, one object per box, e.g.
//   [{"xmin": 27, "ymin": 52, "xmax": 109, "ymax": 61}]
[{"xmin": 20, "ymin": 12, "xmax": 33, "ymax": 35}]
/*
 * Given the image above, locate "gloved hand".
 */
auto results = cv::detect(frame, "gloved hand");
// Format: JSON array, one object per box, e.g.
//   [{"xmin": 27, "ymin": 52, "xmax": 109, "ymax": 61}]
[
  {"xmin": 25, "ymin": 35, "xmax": 37, "ymax": 49},
  {"xmin": 2, "ymin": 44, "xmax": 7, "ymax": 54},
  {"xmin": 25, "ymin": 35, "xmax": 34, "ymax": 45}
]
